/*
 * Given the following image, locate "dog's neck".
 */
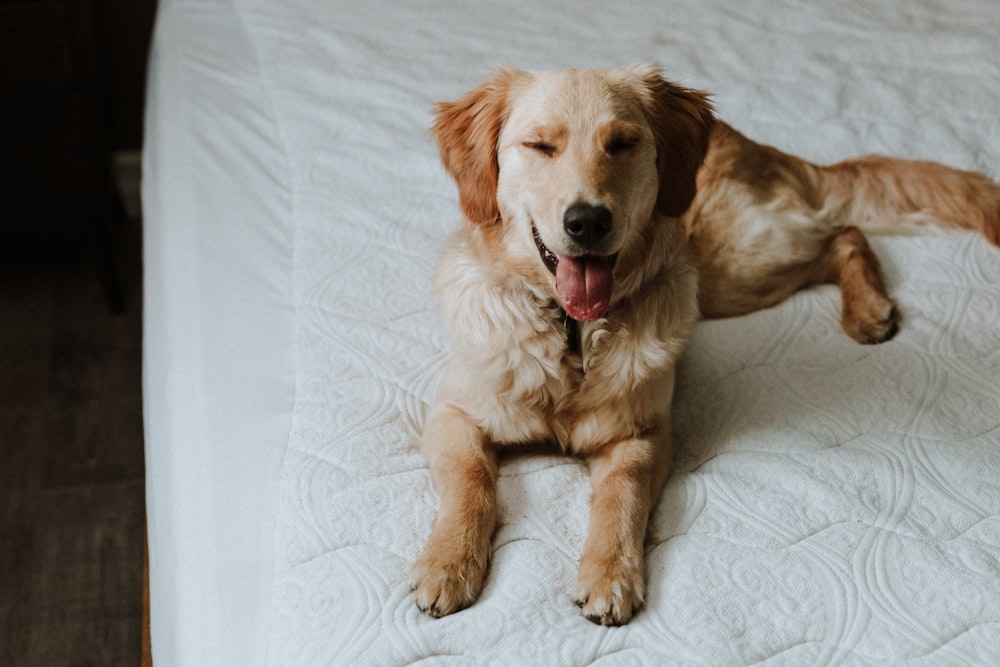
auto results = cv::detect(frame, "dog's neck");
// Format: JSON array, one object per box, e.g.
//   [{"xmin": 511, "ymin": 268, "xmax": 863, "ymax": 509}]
[{"xmin": 560, "ymin": 308, "xmax": 582, "ymax": 357}]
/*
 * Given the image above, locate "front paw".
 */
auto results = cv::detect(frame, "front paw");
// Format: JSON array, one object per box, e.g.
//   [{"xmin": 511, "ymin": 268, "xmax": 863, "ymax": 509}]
[
  {"xmin": 572, "ymin": 555, "xmax": 645, "ymax": 626},
  {"xmin": 410, "ymin": 542, "xmax": 488, "ymax": 618}
]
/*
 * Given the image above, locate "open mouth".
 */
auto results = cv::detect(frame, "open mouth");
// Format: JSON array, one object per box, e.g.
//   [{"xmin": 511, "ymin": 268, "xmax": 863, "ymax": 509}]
[{"xmin": 532, "ymin": 224, "xmax": 616, "ymax": 321}]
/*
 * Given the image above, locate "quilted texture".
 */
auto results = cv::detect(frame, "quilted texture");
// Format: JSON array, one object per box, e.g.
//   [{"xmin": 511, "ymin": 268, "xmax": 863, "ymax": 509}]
[{"xmin": 227, "ymin": 0, "xmax": 1000, "ymax": 663}]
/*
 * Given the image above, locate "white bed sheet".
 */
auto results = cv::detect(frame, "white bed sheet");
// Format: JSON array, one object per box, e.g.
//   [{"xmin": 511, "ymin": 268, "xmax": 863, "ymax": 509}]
[
  {"xmin": 142, "ymin": 2, "xmax": 293, "ymax": 665},
  {"xmin": 143, "ymin": 0, "xmax": 1000, "ymax": 664}
]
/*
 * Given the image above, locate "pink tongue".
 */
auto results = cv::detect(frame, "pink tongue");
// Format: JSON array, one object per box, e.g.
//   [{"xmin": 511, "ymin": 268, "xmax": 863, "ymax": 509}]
[{"xmin": 556, "ymin": 255, "xmax": 614, "ymax": 321}]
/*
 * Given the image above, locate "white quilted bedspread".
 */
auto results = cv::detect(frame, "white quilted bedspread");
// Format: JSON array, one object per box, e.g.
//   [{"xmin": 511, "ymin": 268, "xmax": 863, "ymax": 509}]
[{"xmin": 235, "ymin": 0, "xmax": 1000, "ymax": 663}]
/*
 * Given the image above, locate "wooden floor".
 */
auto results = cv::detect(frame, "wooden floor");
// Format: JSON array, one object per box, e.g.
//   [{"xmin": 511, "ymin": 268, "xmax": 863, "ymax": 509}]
[{"xmin": 0, "ymin": 220, "xmax": 144, "ymax": 665}]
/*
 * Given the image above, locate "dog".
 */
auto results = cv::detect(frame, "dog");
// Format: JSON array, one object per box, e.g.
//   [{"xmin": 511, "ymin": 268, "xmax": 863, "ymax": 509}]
[{"xmin": 410, "ymin": 65, "xmax": 1000, "ymax": 626}]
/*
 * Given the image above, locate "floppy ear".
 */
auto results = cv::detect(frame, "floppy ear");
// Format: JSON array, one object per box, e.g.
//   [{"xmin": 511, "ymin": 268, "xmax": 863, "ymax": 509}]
[
  {"xmin": 432, "ymin": 69, "xmax": 520, "ymax": 225},
  {"xmin": 639, "ymin": 68, "xmax": 715, "ymax": 217}
]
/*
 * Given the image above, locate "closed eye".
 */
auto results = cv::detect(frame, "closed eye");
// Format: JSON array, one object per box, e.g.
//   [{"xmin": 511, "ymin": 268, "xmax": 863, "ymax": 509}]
[
  {"xmin": 524, "ymin": 141, "xmax": 556, "ymax": 157},
  {"xmin": 605, "ymin": 135, "xmax": 639, "ymax": 155}
]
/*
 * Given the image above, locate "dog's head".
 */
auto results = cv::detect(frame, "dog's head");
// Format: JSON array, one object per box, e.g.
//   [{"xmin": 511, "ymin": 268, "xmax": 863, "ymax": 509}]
[{"xmin": 433, "ymin": 66, "xmax": 714, "ymax": 320}]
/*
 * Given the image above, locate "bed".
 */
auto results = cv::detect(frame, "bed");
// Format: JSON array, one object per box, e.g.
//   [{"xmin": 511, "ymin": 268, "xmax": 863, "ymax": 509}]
[{"xmin": 142, "ymin": 0, "xmax": 1000, "ymax": 664}]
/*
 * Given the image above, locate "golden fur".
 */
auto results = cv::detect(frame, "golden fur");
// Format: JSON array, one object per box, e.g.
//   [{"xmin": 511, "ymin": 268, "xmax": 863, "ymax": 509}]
[{"xmin": 410, "ymin": 65, "xmax": 1000, "ymax": 625}]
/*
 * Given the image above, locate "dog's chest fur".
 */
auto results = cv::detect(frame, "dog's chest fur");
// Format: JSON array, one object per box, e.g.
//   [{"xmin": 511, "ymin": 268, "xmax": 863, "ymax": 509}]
[{"xmin": 435, "ymin": 248, "xmax": 689, "ymax": 454}]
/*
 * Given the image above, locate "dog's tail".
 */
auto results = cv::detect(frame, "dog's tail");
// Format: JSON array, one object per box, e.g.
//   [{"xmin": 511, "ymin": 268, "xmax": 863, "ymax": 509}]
[{"xmin": 816, "ymin": 155, "xmax": 1000, "ymax": 246}]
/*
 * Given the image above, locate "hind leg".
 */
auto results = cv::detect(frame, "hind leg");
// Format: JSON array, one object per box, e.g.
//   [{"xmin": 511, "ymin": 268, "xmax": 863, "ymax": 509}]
[
  {"xmin": 697, "ymin": 225, "xmax": 898, "ymax": 343},
  {"xmin": 823, "ymin": 226, "xmax": 899, "ymax": 344},
  {"xmin": 693, "ymin": 206, "xmax": 898, "ymax": 343}
]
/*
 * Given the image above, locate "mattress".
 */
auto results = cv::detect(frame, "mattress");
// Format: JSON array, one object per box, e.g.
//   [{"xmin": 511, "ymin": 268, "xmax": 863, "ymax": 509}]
[{"xmin": 142, "ymin": 0, "xmax": 1000, "ymax": 664}]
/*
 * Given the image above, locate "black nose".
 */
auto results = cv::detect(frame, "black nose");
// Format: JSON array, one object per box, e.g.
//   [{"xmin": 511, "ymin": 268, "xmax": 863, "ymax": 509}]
[{"xmin": 563, "ymin": 203, "xmax": 612, "ymax": 248}]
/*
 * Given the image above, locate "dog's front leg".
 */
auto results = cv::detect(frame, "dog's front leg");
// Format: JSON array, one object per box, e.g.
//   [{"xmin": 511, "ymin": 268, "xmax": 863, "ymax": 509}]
[
  {"xmin": 573, "ymin": 430, "xmax": 672, "ymax": 626},
  {"xmin": 411, "ymin": 402, "xmax": 498, "ymax": 617}
]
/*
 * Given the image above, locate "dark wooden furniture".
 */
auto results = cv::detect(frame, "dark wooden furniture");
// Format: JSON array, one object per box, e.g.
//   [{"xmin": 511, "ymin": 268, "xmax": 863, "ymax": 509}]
[{"xmin": 0, "ymin": 0, "xmax": 125, "ymax": 311}]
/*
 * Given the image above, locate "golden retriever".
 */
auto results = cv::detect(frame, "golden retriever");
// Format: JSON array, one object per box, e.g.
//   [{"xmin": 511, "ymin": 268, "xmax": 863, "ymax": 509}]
[{"xmin": 410, "ymin": 65, "xmax": 1000, "ymax": 625}]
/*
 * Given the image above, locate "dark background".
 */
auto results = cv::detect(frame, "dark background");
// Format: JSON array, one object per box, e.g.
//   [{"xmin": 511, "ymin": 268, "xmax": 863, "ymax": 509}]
[
  {"xmin": 1, "ymin": 0, "xmax": 155, "ymax": 663},
  {"xmin": 95, "ymin": 0, "xmax": 157, "ymax": 151}
]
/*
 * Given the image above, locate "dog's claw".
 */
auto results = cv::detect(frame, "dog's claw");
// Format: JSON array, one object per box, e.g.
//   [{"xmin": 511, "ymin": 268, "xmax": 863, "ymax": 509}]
[
  {"xmin": 410, "ymin": 546, "xmax": 488, "ymax": 618},
  {"xmin": 573, "ymin": 560, "xmax": 645, "ymax": 626},
  {"xmin": 845, "ymin": 298, "xmax": 900, "ymax": 344}
]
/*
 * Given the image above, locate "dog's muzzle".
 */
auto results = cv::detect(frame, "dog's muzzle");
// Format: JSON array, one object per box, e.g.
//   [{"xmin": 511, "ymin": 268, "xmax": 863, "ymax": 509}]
[
  {"xmin": 532, "ymin": 222, "xmax": 618, "ymax": 321},
  {"xmin": 563, "ymin": 203, "xmax": 613, "ymax": 250}
]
